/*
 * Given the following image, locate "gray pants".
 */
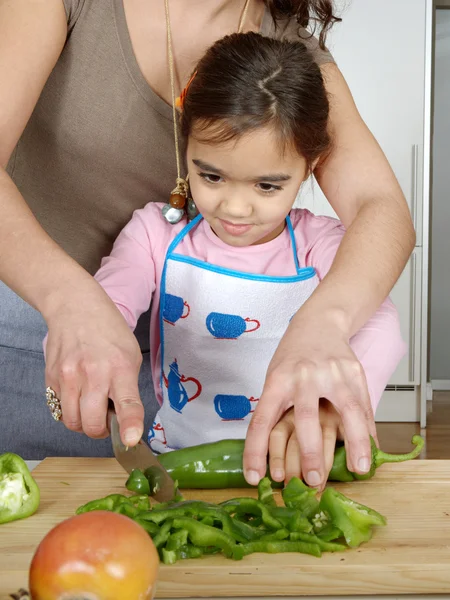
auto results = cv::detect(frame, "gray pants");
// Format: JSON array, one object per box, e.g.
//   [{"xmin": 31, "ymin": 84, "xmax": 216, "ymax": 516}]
[{"xmin": 0, "ymin": 282, "xmax": 159, "ymax": 459}]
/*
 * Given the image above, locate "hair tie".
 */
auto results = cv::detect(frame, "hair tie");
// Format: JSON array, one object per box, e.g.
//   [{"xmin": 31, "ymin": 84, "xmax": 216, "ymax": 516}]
[{"xmin": 176, "ymin": 70, "xmax": 198, "ymax": 110}]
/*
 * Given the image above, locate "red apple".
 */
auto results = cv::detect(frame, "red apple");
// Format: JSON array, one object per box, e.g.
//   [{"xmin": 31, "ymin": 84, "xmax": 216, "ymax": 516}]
[{"xmin": 29, "ymin": 511, "xmax": 159, "ymax": 599}]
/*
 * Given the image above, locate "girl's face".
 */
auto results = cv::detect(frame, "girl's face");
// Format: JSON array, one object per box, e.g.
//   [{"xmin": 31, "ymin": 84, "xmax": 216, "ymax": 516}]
[{"xmin": 186, "ymin": 124, "xmax": 309, "ymax": 247}]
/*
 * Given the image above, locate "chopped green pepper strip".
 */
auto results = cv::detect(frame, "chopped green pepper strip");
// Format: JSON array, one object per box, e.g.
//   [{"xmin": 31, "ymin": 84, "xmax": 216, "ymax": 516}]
[
  {"xmin": 114, "ymin": 502, "xmax": 141, "ymax": 519},
  {"xmin": 75, "ymin": 494, "xmax": 131, "ymax": 515},
  {"xmin": 282, "ymin": 477, "xmax": 320, "ymax": 519},
  {"xmin": 319, "ymin": 487, "xmax": 387, "ymax": 548},
  {"xmin": 161, "ymin": 548, "xmax": 178, "ymax": 565},
  {"xmin": 134, "ymin": 517, "xmax": 160, "ymax": 537},
  {"xmin": 258, "ymin": 528, "xmax": 290, "ymax": 541},
  {"xmin": 172, "ymin": 516, "xmax": 237, "ymax": 556},
  {"xmin": 153, "ymin": 519, "xmax": 174, "ymax": 549},
  {"xmin": 125, "ymin": 469, "xmax": 151, "ymax": 496},
  {"xmin": 269, "ymin": 506, "xmax": 312, "ymax": 532},
  {"xmin": 289, "ymin": 531, "xmax": 346, "ymax": 552},
  {"xmin": 257, "ymin": 477, "xmax": 277, "ymax": 508},
  {"xmin": 315, "ymin": 524, "xmax": 342, "ymax": 542},
  {"xmin": 179, "ymin": 544, "xmax": 204, "ymax": 559},
  {"xmin": 0, "ymin": 453, "xmax": 40, "ymax": 524},
  {"xmin": 238, "ymin": 540, "xmax": 321, "ymax": 558},
  {"xmin": 127, "ymin": 494, "xmax": 151, "ymax": 511},
  {"xmin": 220, "ymin": 498, "xmax": 283, "ymax": 530},
  {"xmin": 166, "ymin": 529, "xmax": 189, "ymax": 551},
  {"xmin": 228, "ymin": 517, "xmax": 262, "ymax": 542}
]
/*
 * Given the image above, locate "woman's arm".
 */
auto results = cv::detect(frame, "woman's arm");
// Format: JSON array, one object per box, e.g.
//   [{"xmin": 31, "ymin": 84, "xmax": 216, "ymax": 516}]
[
  {"xmin": 243, "ymin": 62, "xmax": 415, "ymax": 490},
  {"xmin": 0, "ymin": 0, "xmax": 145, "ymax": 446},
  {"xmin": 312, "ymin": 62, "xmax": 415, "ymax": 333}
]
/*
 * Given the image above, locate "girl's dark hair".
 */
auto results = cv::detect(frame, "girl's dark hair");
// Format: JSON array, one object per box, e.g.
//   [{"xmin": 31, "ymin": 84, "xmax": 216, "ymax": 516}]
[
  {"xmin": 263, "ymin": 0, "xmax": 341, "ymax": 49},
  {"xmin": 181, "ymin": 32, "xmax": 331, "ymax": 174}
]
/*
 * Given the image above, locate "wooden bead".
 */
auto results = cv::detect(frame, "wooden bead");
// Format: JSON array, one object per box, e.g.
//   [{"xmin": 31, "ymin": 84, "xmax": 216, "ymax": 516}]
[{"xmin": 169, "ymin": 193, "xmax": 186, "ymax": 209}]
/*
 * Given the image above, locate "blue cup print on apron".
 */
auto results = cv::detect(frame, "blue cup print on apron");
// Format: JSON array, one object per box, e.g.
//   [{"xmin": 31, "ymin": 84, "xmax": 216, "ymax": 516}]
[
  {"xmin": 214, "ymin": 394, "xmax": 259, "ymax": 420},
  {"xmin": 148, "ymin": 420, "xmax": 167, "ymax": 447},
  {"xmin": 163, "ymin": 359, "xmax": 202, "ymax": 414},
  {"xmin": 206, "ymin": 312, "xmax": 260, "ymax": 339},
  {"xmin": 163, "ymin": 293, "xmax": 190, "ymax": 326}
]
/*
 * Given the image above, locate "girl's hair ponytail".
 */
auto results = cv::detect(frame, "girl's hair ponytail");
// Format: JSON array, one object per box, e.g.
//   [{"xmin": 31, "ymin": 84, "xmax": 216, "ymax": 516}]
[{"xmin": 263, "ymin": 0, "xmax": 341, "ymax": 49}]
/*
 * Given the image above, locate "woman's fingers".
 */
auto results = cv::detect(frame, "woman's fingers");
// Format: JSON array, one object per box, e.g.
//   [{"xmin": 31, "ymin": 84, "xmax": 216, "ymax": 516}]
[{"xmin": 244, "ymin": 379, "xmax": 290, "ymax": 485}]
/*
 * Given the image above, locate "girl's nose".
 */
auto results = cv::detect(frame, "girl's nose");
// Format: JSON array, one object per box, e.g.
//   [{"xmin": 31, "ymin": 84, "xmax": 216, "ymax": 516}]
[{"xmin": 221, "ymin": 189, "xmax": 253, "ymax": 218}]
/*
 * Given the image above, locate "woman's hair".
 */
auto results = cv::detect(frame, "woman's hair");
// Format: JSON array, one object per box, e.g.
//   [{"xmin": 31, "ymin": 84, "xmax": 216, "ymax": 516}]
[
  {"xmin": 263, "ymin": 0, "xmax": 341, "ymax": 49},
  {"xmin": 181, "ymin": 32, "xmax": 331, "ymax": 174}
]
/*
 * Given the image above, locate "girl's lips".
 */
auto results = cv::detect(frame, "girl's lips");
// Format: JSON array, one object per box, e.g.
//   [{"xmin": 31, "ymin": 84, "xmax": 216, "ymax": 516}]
[{"xmin": 219, "ymin": 219, "xmax": 253, "ymax": 236}]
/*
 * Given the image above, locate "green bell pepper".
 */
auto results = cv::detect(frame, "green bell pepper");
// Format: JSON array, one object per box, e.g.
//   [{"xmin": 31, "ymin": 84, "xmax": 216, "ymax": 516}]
[
  {"xmin": 0, "ymin": 453, "xmax": 40, "ymax": 524},
  {"xmin": 157, "ymin": 435, "xmax": 424, "ymax": 489},
  {"xmin": 319, "ymin": 487, "xmax": 387, "ymax": 548}
]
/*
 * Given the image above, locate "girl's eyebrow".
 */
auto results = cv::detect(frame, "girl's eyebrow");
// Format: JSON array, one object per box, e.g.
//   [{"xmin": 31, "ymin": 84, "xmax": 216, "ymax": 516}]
[{"xmin": 192, "ymin": 159, "xmax": 291, "ymax": 183}]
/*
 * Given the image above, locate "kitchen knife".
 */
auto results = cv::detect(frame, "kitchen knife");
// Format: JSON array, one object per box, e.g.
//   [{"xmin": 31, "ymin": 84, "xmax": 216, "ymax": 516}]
[{"xmin": 108, "ymin": 408, "xmax": 176, "ymax": 503}]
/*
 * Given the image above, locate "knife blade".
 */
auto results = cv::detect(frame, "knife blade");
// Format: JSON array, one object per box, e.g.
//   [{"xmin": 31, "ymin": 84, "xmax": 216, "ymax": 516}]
[{"xmin": 108, "ymin": 410, "xmax": 176, "ymax": 503}]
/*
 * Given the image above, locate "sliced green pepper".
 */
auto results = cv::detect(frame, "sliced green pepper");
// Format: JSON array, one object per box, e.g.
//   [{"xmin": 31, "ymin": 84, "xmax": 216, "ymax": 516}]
[
  {"xmin": 172, "ymin": 516, "xmax": 237, "ymax": 557},
  {"xmin": 257, "ymin": 477, "xmax": 277, "ymax": 507},
  {"xmin": 289, "ymin": 531, "xmax": 346, "ymax": 552},
  {"xmin": 0, "ymin": 453, "xmax": 40, "ymax": 524},
  {"xmin": 282, "ymin": 477, "xmax": 320, "ymax": 519},
  {"xmin": 329, "ymin": 435, "xmax": 424, "ymax": 482},
  {"xmin": 319, "ymin": 487, "xmax": 387, "ymax": 548},
  {"xmin": 238, "ymin": 539, "xmax": 321, "ymax": 558},
  {"xmin": 220, "ymin": 498, "xmax": 283, "ymax": 530},
  {"xmin": 76, "ymin": 494, "xmax": 132, "ymax": 514},
  {"xmin": 125, "ymin": 469, "xmax": 151, "ymax": 495}
]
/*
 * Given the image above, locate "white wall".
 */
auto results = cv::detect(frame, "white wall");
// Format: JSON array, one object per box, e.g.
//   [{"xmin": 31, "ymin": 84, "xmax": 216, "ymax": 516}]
[{"xmin": 430, "ymin": 9, "xmax": 450, "ymax": 380}]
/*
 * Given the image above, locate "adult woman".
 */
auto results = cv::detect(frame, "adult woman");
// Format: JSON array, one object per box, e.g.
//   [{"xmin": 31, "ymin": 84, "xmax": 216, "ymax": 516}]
[{"xmin": 0, "ymin": 0, "xmax": 414, "ymax": 490}]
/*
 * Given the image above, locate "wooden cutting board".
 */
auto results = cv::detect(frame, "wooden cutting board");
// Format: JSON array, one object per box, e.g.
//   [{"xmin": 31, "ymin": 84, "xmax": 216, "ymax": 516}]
[{"xmin": 1, "ymin": 458, "xmax": 450, "ymax": 598}]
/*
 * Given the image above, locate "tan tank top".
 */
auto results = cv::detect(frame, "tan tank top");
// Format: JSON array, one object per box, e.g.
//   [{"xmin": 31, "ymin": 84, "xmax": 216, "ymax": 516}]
[{"xmin": 6, "ymin": 0, "xmax": 334, "ymax": 275}]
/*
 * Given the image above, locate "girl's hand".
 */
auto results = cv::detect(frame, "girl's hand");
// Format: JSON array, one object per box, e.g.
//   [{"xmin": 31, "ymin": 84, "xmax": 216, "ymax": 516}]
[
  {"xmin": 243, "ymin": 309, "xmax": 378, "ymax": 490},
  {"xmin": 44, "ymin": 282, "xmax": 145, "ymax": 447},
  {"xmin": 268, "ymin": 400, "xmax": 343, "ymax": 491}
]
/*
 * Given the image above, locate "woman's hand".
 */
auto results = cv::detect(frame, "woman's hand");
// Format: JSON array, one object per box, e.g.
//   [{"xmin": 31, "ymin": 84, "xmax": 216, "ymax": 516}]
[
  {"xmin": 268, "ymin": 400, "xmax": 343, "ymax": 491},
  {"xmin": 44, "ymin": 282, "xmax": 144, "ymax": 447},
  {"xmin": 243, "ymin": 308, "xmax": 378, "ymax": 490}
]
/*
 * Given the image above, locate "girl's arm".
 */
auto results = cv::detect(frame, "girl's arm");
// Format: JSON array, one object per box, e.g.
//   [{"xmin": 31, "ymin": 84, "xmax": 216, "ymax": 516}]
[{"xmin": 244, "ymin": 63, "xmax": 414, "ymax": 489}]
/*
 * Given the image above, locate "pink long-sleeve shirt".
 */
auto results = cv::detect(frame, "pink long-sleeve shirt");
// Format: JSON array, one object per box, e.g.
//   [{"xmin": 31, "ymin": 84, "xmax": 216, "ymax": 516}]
[{"xmin": 94, "ymin": 202, "xmax": 406, "ymax": 413}]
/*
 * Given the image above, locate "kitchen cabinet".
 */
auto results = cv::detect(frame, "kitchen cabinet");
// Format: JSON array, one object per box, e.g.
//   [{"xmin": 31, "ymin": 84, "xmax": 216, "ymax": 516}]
[{"xmin": 297, "ymin": 0, "xmax": 432, "ymax": 423}]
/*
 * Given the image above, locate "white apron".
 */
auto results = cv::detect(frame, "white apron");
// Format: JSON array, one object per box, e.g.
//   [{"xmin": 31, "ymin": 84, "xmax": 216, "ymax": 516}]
[{"xmin": 148, "ymin": 215, "xmax": 319, "ymax": 453}]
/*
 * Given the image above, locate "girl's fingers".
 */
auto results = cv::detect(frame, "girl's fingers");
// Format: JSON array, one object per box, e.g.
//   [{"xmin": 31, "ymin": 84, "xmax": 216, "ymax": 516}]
[
  {"xmin": 268, "ymin": 411, "xmax": 294, "ymax": 482},
  {"xmin": 285, "ymin": 431, "xmax": 302, "ymax": 483},
  {"xmin": 322, "ymin": 423, "xmax": 338, "ymax": 484}
]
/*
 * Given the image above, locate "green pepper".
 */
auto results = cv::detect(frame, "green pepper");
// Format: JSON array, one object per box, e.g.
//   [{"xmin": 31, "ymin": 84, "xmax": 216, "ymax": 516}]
[
  {"xmin": 125, "ymin": 469, "xmax": 151, "ymax": 495},
  {"xmin": 76, "ymin": 494, "xmax": 132, "ymax": 514},
  {"xmin": 329, "ymin": 435, "xmax": 424, "ymax": 482},
  {"xmin": 319, "ymin": 487, "xmax": 387, "ymax": 548},
  {"xmin": 172, "ymin": 516, "xmax": 238, "ymax": 557},
  {"xmin": 282, "ymin": 477, "xmax": 320, "ymax": 519},
  {"xmin": 289, "ymin": 531, "xmax": 346, "ymax": 552},
  {"xmin": 257, "ymin": 477, "xmax": 277, "ymax": 507},
  {"xmin": 0, "ymin": 453, "xmax": 40, "ymax": 524},
  {"xmin": 157, "ymin": 435, "xmax": 424, "ymax": 489},
  {"xmin": 220, "ymin": 498, "xmax": 283, "ymax": 530},
  {"xmin": 157, "ymin": 439, "xmax": 281, "ymax": 489},
  {"xmin": 268, "ymin": 506, "xmax": 312, "ymax": 532},
  {"xmin": 238, "ymin": 539, "xmax": 321, "ymax": 558}
]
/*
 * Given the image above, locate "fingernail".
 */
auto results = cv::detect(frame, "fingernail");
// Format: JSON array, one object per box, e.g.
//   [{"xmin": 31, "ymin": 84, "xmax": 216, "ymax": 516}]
[
  {"xmin": 245, "ymin": 469, "xmax": 260, "ymax": 486},
  {"xmin": 358, "ymin": 457, "xmax": 370, "ymax": 473},
  {"xmin": 124, "ymin": 428, "xmax": 140, "ymax": 446},
  {"xmin": 273, "ymin": 468, "xmax": 284, "ymax": 481},
  {"xmin": 306, "ymin": 470, "xmax": 321, "ymax": 487}
]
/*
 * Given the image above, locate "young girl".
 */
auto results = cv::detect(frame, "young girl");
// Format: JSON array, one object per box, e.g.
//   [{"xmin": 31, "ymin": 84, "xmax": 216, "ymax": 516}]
[{"xmin": 94, "ymin": 32, "xmax": 406, "ymax": 486}]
